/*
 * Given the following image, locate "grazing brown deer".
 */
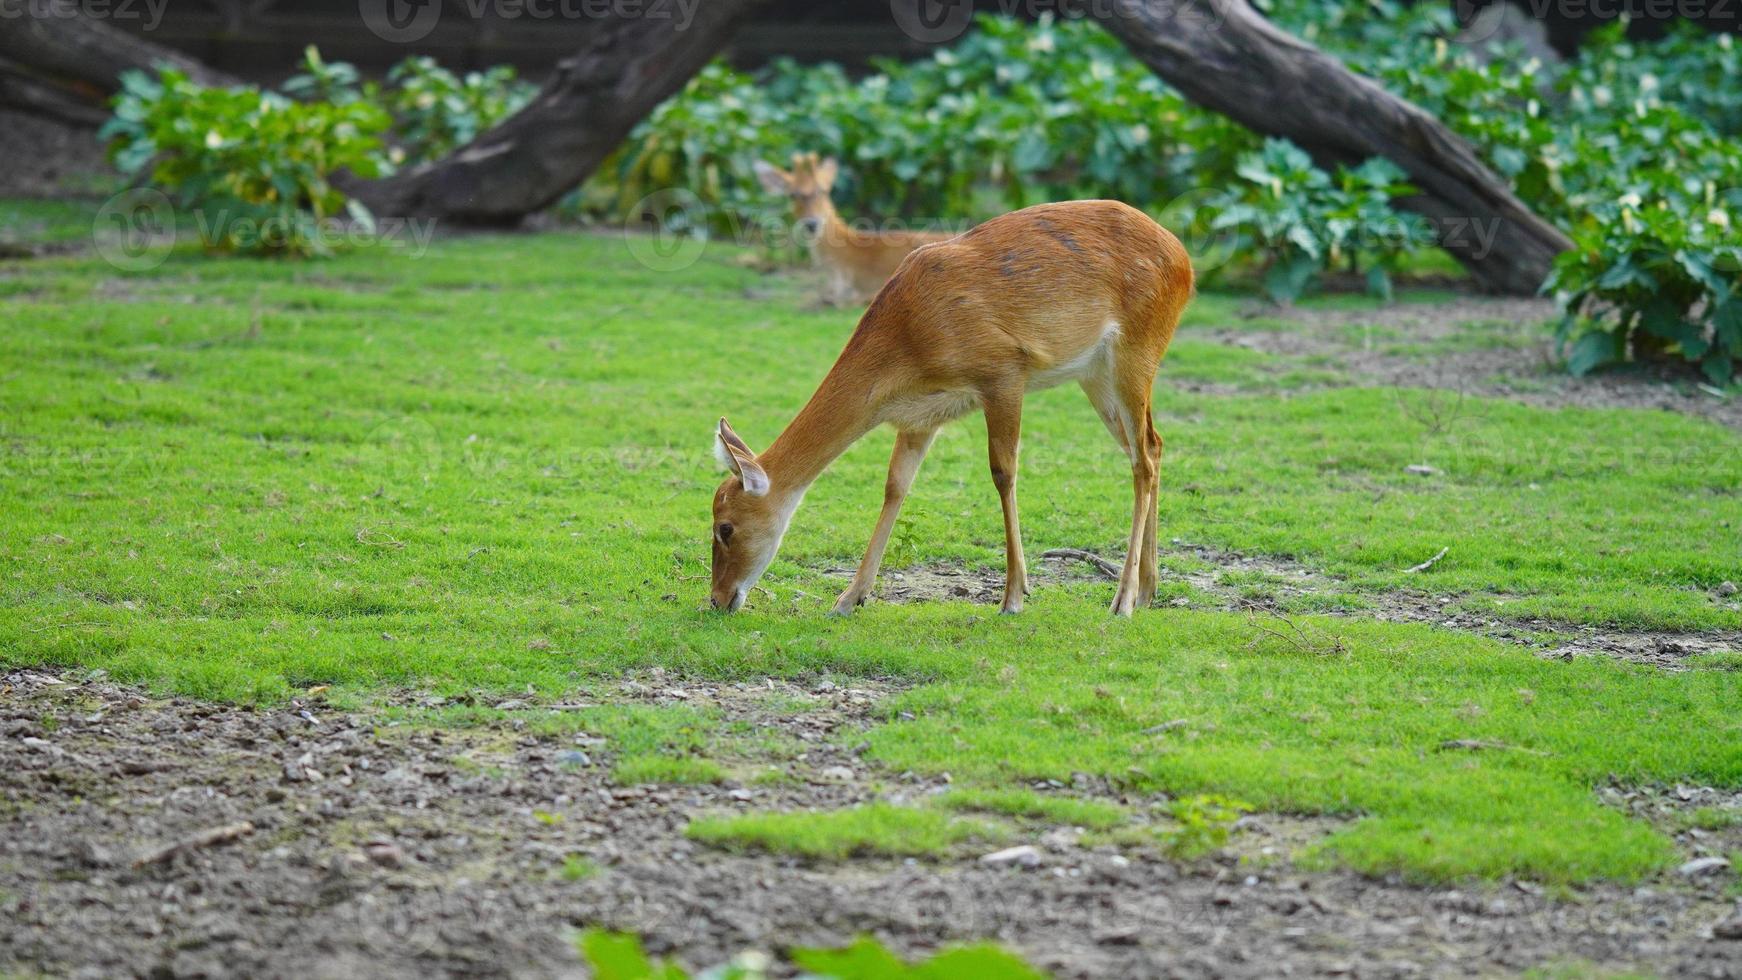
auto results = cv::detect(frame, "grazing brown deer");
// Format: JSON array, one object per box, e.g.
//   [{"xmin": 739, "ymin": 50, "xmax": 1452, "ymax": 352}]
[
  {"xmin": 754, "ymin": 152, "xmax": 959, "ymax": 305},
  {"xmin": 708, "ymin": 199, "xmax": 1195, "ymax": 616}
]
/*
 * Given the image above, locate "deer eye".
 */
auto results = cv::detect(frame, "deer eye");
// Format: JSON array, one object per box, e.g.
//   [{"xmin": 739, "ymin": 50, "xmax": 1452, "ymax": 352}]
[{"xmin": 717, "ymin": 523, "xmax": 734, "ymax": 545}]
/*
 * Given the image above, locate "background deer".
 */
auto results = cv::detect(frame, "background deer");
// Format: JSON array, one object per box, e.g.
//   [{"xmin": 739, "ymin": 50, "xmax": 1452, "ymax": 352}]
[
  {"xmin": 754, "ymin": 152, "xmax": 960, "ymax": 306},
  {"xmin": 709, "ymin": 199, "xmax": 1194, "ymax": 616}
]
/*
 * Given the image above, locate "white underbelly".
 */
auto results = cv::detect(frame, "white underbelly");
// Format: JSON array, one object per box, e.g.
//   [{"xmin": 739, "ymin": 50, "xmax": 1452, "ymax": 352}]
[
  {"xmin": 1026, "ymin": 319, "xmax": 1121, "ymax": 392},
  {"xmin": 882, "ymin": 389, "xmax": 980, "ymax": 430}
]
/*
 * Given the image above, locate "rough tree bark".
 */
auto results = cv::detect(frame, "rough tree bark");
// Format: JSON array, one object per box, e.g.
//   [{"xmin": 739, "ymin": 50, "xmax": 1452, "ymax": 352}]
[
  {"xmin": 0, "ymin": 14, "xmax": 238, "ymax": 126},
  {"xmin": 1094, "ymin": 0, "xmax": 1571, "ymax": 295},
  {"xmin": 343, "ymin": 0, "xmax": 766, "ymax": 223}
]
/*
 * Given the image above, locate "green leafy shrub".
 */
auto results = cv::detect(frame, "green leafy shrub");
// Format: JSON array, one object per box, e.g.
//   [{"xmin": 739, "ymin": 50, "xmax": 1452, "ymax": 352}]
[
  {"xmin": 590, "ymin": 14, "xmax": 1254, "ymax": 231},
  {"xmin": 1562, "ymin": 24, "xmax": 1742, "ymax": 138},
  {"xmin": 1254, "ymin": 2, "xmax": 1742, "ymax": 369},
  {"xmin": 605, "ymin": 61, "xmax": 794, "ymax": 234},
  {"xmin": 384, "ymin": 56, "xmax": 536, "ymax": 164},
  {"xmin": 1209, "ymin": 139, "xmax": 1426, "ymax": 303},
  {"xmin": 1546, "ymin": 192, "xmax": 1740, "ymax": 382},
  {"xmin": 101, "ymin": 67, "xmax": 391, "ymax": 257}
]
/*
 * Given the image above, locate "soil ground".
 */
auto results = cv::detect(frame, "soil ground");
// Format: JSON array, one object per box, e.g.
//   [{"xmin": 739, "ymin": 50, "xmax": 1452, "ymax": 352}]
[
  {"xmin": 1202, "ymin": 295, "xmax": 1742, "ymax": 432},
  {"xmin": 4, "ymin": 668, "xmax": 1741, "ymax": 980}
]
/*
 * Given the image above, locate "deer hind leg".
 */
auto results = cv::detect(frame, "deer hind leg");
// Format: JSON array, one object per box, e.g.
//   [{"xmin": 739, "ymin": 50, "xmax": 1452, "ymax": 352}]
[
  {"xmin": 832, "ymin": 427, "xmax": 938, "ymax": 616},
  {"xmin": 1136, "ymin": 420, "xmax": 1163, "ymax": 605},
  {"xmin": 980, "ymin": 386, "xmax": 1028, "ymax": 614},
  {"xmin": 1094, "ymin": 352, "xmax": 1163, "ymax": 617}
]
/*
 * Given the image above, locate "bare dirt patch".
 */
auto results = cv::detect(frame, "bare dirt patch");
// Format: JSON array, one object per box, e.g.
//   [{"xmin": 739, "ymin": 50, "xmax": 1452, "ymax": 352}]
[
  {"xmin": 7, "ymin": 668, "xmax": 1740, "ymax": 979},
  {"xmin": 820, "ymin": 543, "xmax": 1742, "ymax": 671},
  {"xmin": 1205, "ymin": 295, "xmax": 1742, "ymax": 430}
]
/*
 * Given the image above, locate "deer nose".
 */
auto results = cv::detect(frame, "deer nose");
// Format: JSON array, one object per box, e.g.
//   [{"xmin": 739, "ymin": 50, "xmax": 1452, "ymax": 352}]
[{"xmin": 709, "ymin": 595, "xmax": 721, "ymax": 610}]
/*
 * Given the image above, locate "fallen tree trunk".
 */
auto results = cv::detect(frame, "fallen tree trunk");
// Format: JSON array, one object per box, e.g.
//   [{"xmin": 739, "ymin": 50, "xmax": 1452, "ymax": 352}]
[
  {"xmin": 344, "ymin": 0, "xmax": 765, "ymax": 223},
  {"xmin": 1093, "ymin": 0, "xmax": 1571, "ymax": 295},
  {"xmin": 0, "ymin": 14, "xmax": 238, "ymax": 126}
]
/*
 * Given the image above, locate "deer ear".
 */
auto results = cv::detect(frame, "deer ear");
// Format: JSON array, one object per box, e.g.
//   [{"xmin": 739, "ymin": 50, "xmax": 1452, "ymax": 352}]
[
  {"xmin": 715, "ymin": 418, "xmax": 769, "ymax": 496},
  {"xmin": 815, "ymin": 156, "xmax": 839, "ymax": 189},
  {"xmin": 753, "ymin": 160, "xmax": 790, "ymax": 194}
]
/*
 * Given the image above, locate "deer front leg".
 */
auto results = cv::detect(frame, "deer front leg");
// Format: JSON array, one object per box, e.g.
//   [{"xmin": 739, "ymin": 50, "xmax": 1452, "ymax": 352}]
[
  {"xmin": 821, "ymin": 268, "xmax": 853, "ymax": 308},
  {"xmin": 831, "ymin": 428, "xmax": 938, "ymax": 615},
  {"xmin": 982, "ymin": 389, "xmax": 1028, "ymax": 614}
]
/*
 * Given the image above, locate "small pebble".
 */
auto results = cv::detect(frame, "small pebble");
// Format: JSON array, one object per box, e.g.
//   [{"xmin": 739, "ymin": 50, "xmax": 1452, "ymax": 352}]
[{"xmin": 980, "ymin": 845, "xmax": 1042, "ymax": 869}]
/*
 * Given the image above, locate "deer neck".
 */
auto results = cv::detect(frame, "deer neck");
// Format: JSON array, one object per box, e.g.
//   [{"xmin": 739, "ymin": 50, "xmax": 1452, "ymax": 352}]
[
  {"xmin": 757, "ymin": 339, "xmax": 882, "ymax": 501},
  {"xmin": 810, "ymin": 199, "xmax": 852, "ymax": 256}
]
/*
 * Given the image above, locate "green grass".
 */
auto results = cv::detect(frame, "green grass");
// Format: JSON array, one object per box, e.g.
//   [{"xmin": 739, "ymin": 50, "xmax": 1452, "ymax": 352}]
[
  {"xmin": 381, "ymin": 702, "xmax": 716, "ymax": 756},
  {"xmin": 1674, "ymin": 807, "xmax": 1742, "ymax": 832},
  {"xmin": 613, "ymin": 754, "xmax": 725, "ymax": 785},
  {"xmin": 686, "ymin": 803, "xmax": 1003, "ymax": 859},
  {"xmin": 1521, "ymin": 960, "xmax": 1655, "ymax": 980},
  {"xmin": 0, "ymin": 199, "xmax": 103, "ymax": 248},
  {"xmin": 936, "ymin": 788, "xmax": 1127, "ymax": 830},
  {"xmin": 1688, "ymin": 651, "xmax": 1742, "ymax": 671},
  {"xmin": 3, "ymin": 223, "xmax": 1740, "ymax": 884}
]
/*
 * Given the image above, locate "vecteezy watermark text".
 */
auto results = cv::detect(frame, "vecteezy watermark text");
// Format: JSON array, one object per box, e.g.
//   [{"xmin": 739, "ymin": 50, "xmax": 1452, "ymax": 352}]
[
  {"xmin": 359, "ymin": 0, "xmax": 700, "ymax": 43},
  {"xmin": 192, "ymin": 211, "xmax": 438, "ymax": 255},
  {"xmin": 890, "ymin": 0, "xmax": 1217, "ymax": 44},
  {"xmin": 0, "ymin": 0, "xmax": 167, "ymax": 30}
]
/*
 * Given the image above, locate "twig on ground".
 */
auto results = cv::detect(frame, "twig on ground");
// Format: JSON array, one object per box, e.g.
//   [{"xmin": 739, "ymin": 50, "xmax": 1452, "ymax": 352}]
[
  {"xmin": 355, "ymin": 525, "xmax": 406, "ymax": 549},
  {"xmin": 1404, "ymin": 547, "xmax": 1449, "ymax": 574},
  {"xmin": 132, "ymin": 821, "xmax": 255, "ymax": 869},
  {"xmin": 1041, "ymin": 548, "xmax": 1121, "ymax": 580},
  {"xmin": 1437, "ymin": 739, "xmax": 1549, "ymax": 756},
  {"xmin": 1237, "ymin": 599, "xmax": 1348, "ymax": 656}
]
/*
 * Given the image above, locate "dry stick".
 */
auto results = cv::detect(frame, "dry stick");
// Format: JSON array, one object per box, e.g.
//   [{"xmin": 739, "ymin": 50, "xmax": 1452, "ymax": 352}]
[
  {"xmin": 132, "ymin": 821, "xmax": 255, "ymax": 869},
  {"xmin": 1405, "ymin": 547, "xmax": 1449, "ymax": 573},
  {"xmin": 1041, "ymin": 548, "xmax": 1121, "ymax": 580},
  {"xmin": 1237, "ymin": 599, "xmax": 1347, "ymax": 657}
]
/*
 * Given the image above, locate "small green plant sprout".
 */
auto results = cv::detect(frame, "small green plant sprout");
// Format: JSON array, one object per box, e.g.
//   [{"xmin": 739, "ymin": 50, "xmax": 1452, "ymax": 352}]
[
  {"xmin": 559, "ymin": 855, "xmax": 600, "ymax": 881},
  {"xmin": 1159, "ymin": 794, "xmax": 1253, "ymax": 859}
]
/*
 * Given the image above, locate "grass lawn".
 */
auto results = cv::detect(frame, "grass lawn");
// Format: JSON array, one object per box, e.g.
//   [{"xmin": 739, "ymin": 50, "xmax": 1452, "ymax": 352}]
[{"xmin": 2, "ymin": 224, "xmax": 1739, "ymax": 885}]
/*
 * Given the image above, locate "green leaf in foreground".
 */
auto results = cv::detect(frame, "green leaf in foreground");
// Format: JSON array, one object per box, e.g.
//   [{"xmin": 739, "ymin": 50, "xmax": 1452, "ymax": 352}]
[
  {"xmin": 794, "ymin": 936, "xmax": 1046, "ymax": 979},
  {"xmin": 575, "ymin": 930, "xmax": 1047, "ymax": 979}
]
